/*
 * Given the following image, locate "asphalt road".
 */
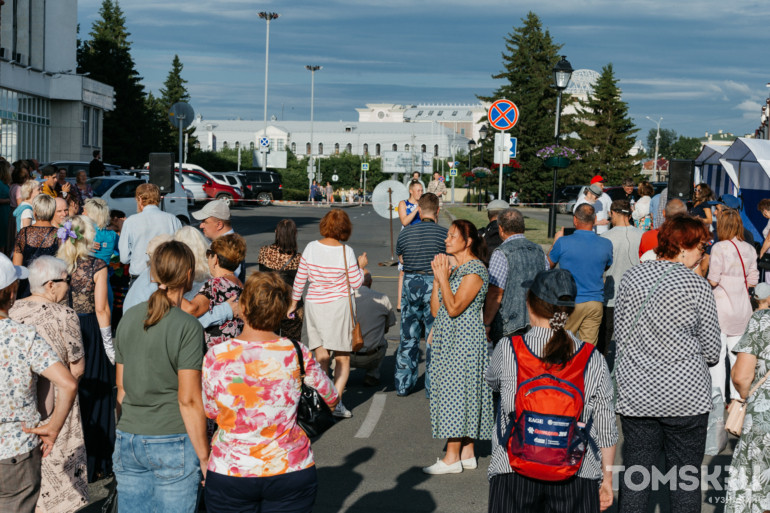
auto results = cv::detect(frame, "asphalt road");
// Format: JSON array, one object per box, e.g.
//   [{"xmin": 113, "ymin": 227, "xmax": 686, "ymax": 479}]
[{"xmin": 81, "ymin": 203, "xmax": 730, "ymax": 513}]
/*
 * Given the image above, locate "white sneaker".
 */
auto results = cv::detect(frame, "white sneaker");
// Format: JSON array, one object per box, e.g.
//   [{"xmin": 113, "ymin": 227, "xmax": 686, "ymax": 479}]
[
  {"xmin": 333, "ymin": 402, "xmax": 352, "ymax": 418},
  {"xmin": 461, "ymin": 457, "xmax": 477, "ymax": 470},
  {"xmin": 422, "ymin": 458, "xmax": 463, "ymax": 475}
]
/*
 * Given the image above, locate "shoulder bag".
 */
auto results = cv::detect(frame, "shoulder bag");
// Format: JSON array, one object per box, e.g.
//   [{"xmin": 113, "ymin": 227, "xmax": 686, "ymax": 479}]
[
  {"xmin": 290, "ymin": 338, "xmax": 336, "ymax": 437},
  {"xmin": 725, "ymin": 368, "xmax": 770, "ymax": 436},
  {"xmin": 342, "ymin": 245, "xmax": 364, "ymax": 352}
]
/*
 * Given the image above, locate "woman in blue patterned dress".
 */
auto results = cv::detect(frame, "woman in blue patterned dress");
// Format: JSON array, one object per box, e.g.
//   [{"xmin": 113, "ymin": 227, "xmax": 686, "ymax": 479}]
[{"xmin": 423, "ymin": 219, "xmax": 494, "ymax": 475}]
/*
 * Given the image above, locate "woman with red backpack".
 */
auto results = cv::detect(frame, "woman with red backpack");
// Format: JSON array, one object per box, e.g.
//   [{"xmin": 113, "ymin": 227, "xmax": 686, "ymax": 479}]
[{"xmin": 485, "ymin": 269, "xmax": 617, "ymax": 512}]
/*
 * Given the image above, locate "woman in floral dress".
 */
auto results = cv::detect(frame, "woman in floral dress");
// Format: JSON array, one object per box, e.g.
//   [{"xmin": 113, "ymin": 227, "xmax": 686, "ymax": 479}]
[
  {"xmin": 423, "ymin": 219, "xmax": 494, "ymax": 475},
  {"xmin": 725, "ymin": 303, "xmax": 770, "ymax": 512},
  {"xmin": 183, "ymin": 233, "xmax": 246, "ymax": 349}
]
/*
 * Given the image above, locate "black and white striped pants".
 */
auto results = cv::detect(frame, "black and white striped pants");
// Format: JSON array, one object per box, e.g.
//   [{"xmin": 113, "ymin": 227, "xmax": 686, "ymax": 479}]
[{"xmin": 488, "ymin": 472, "xmax": 600, "ymax": 513}]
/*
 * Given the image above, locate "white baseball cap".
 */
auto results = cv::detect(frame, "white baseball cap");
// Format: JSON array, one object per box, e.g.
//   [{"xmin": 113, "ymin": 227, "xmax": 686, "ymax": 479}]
[
  {"xmin": 192, "ymin": 200, "xmax": 231, "ymax": 221},
  {"xmin": 0, "ymin": 253, "xmax": 28, "ymax": 289},
  {"xmin": 754, "ymin": 283, "xmax": 770, "ymax": 301}
]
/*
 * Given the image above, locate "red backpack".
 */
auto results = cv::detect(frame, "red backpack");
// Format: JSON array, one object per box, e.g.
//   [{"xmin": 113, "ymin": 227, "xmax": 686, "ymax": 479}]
[{"xmin": 506, "ymin": 335, "xmax": 595, "ymax": 481}]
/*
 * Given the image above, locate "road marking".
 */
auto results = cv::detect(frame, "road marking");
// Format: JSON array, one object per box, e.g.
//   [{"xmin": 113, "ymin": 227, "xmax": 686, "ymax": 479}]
[
  {"xmin": 370, "ymin": 275, "xmax": 397, "ymax": 279},
  {"xmin": 354, "ymin": 393, "xmax": 387, "ymax": 438}
]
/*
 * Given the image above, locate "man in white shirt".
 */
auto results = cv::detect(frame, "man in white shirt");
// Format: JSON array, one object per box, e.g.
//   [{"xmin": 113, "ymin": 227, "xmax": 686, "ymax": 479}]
[
  {"xmin": 119, "ymin": 183, "xmax": 182, "ymax": 278},
  {"xmin": 192, "ymin": 200, "xmax": 244, "ymax": 280},
  {"xmin": 349, "ymin": 271, "xmax": 396, "ymax": 386},
  {"xmin": 574, "ymin": 183, "xmax": 610, "ymax": 234}
]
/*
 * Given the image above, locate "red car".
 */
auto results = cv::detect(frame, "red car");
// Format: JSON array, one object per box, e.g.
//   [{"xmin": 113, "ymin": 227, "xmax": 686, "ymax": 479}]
[{"xmin": 183, "ymin": 169, "xmax": 242, "ymax": 206}]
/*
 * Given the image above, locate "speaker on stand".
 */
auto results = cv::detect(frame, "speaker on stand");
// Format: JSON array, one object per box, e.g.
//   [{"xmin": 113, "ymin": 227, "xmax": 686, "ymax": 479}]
[
  {"xmin": 668, "ymin": 159, "xmax": 695, "ymax": 203},
  {"xmin": 149, "ymin": 153, "xmax": 175, "ymax": 212}
]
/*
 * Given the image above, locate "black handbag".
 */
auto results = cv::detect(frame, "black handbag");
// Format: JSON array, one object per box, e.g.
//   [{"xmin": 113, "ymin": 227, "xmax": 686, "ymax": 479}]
[
  {"xmin": 758, "ymin": 253, "xmax": 770, "ymax": 271},
  {"xmin": 289, "ymin": 339, "xmax": 336, "ymax": 438}
]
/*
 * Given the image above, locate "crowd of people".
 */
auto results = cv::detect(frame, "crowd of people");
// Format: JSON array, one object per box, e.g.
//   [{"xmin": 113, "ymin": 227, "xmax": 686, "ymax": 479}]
[{"xmin": 4, "ymin": 153, "xmax": 770, "ymax": 513}]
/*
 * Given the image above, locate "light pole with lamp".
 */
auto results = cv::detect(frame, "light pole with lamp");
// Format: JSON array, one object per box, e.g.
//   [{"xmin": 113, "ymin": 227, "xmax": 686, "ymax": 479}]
[
  {"xmin": 478, "ymin": 125, "xmax": 488, "ymax": 166},
  {"xmin": 258, "ymin": 11, "xmax": 279, "ymax": 173},
  {"xmin": 646, "ymin": 116, "xmax": 663, "ymax": 181},
  {"xmin": 547, "ymin": 56, "xmax": 574, "ymax": 238},
  {"xmin": 306, "ymin": 65, "xmax": 322, "ymax": 189}
]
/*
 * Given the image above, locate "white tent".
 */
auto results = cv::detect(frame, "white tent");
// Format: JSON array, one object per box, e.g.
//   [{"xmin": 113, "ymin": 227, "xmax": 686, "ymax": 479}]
[
  {"xmin": 694, "ymin": 144, "xmax": 732, "ymax": 198},
  {"xmin": 719, "ymin": 138, "xmax": 770, "ymax": 241}
]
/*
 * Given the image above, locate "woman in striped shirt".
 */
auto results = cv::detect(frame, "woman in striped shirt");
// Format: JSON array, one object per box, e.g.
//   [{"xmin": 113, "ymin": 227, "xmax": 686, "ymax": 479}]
[{"xmin": 289, "ymin": 209, "xmax": 367, "ymax": 419}]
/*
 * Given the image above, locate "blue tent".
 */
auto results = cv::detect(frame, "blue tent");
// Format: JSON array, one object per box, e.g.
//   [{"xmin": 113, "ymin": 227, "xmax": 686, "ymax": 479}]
[
  {"xmin": 694, "ymin": 144, "xmax": 732, "ymax": 198},
  {"xmin": 719, "ymin": 138, "xmax": 770, "ymax": 242}
]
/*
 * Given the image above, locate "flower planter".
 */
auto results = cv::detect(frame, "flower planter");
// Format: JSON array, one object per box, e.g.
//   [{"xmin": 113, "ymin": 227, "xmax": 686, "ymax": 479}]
[{"xmin": 544, "ymin": 156, "xmax": 571, "ymax": 168}]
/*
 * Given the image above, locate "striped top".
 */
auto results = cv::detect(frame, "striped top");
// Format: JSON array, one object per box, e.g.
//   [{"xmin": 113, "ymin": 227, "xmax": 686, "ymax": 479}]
[
  {"xmin": 485, "ymin": 327, "xmax": 617, "ymax": 482},
  {"xmin": 396, "ymin": 220, "xmax": 447, "ymax": 273},
  {"xmin": 291, "ymin": 241, "xmax": 363, "ymax": 304}
]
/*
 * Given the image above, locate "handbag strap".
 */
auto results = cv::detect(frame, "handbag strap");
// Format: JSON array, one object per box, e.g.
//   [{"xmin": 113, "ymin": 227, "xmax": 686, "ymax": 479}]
[
  {"xmin": 745, "ymin": 369, "xmax": 770, "ymax": 400},
  {"xmin": 289, "ymin": 338, "xmax": 306, "ymax": 381},
  {"xmin": 728, "ymin": 240, "xmax": 748, "ymax": 291},
  {"xmin": 278, "ymin": 252, "xmax": 297, "ymax": 272},
  {"xmin": 341, "ymin": 245, "xmax": 357, "ymax": 328}
]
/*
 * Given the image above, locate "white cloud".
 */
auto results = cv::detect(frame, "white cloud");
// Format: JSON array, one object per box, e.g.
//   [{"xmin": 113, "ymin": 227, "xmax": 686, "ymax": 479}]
[{"xmin": 736, "ymin": 100, "xmax": 761, "ymax": 112}]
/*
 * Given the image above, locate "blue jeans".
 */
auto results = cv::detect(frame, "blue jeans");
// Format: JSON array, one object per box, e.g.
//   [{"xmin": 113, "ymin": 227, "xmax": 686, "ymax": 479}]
[
  {"xmin": 113, "ymin": 430, "xmax": 201, "ymax": 513},
  {"xmin": 395, "ymin": 273, "xmax": 434, "ymax": 396}
]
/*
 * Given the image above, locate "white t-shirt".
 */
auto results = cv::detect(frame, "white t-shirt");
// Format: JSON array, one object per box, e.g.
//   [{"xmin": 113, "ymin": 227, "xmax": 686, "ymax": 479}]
[{"xmin": 574, "ymin": 195, "xmax": 609, "ymax": 234}]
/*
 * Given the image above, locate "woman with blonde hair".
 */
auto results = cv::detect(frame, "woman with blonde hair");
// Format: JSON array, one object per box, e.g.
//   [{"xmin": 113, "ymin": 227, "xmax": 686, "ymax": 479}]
[
  {"xmin": 113, "ymin": 241, "xmax": 209, "ymax": 512},
  {"xmin": 14, "ymin": 194, "xmax": 59, "ymax": 298},
  {"xmin": 13, "ymin": 179, "xmax": 40, "ymax": 231},
  {"xmin": 56, "ymin": 214, "xmax": 114, "ymax": 482},
  {"xmin": 84, "ymin": 198, "xmax": 118, "ymax": 267},
  {"xmin": 173, "ymin": 226, "xmax": 212, "ymax": 297}
]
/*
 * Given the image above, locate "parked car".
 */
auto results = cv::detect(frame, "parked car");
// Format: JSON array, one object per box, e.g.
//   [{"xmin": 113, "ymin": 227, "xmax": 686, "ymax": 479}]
[
  {"xmin": 211, "ymin": 172, "xmax": 246, "ymax": 199},
  {"xmin": 178, "ymin": 171, "xmax": 210, "ymax": 203},
  {"xmin": 556, "ymin": 185, "xmax": 585, "ymax": 214},
  {"xmin": 183, "ymin": 169, "xmax": 242, "ymax": 206},
  {"xmin": 88, "ymin": 175, "xmax": 191, "ymax": 224},
  {"xmin": 239, "ymin": 170, "xmax": 283, "ymax": 205},
  {"xmin": 44, "ymin": 160, "xmax": 121, "ymax": 178}
]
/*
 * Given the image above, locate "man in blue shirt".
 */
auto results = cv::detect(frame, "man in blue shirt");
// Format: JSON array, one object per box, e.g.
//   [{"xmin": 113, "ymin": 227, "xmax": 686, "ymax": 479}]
[{"xmin": 548, "ymin": 203, "xmax": 613, "ymax": 345}]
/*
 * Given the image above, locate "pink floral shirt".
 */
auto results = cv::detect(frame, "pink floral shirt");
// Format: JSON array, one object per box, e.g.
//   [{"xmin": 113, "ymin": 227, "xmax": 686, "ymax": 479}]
[{"xmin": 202, "ymin": 337, "xmax": 338, "ymax": 477}]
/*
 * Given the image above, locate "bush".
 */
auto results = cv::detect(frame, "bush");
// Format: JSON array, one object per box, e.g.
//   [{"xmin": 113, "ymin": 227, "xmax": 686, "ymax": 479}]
[{"xmin": 282, "ymin": 188, "xmax": 308, "ymax": 201}]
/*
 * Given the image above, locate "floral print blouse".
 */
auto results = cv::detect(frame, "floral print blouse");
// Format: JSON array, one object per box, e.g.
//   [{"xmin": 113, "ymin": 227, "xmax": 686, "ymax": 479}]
[
  {"xmin": 202, "ymin": 337, "xmax": 338, "ymax": 477},
  {"xmin": 0, "ymin": 318, "xmax": 60, "ymax": 459},
  {"xmin": 199, "ymin": 276, "xmax": 244, "ymax": 350}
]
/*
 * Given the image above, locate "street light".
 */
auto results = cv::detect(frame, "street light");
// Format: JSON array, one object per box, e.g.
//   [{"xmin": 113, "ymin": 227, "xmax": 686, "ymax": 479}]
[
  {"xmin": 258, "ymin": 11, "xmax": 280, "ymax": 173},
  {"xmin": 547, "ymin": 56, "xmax": 573, "ymax": 238},
  {"xmin": 478, "ymin": 125, "xmax": 488, "ymax": 167},
  {"xmin": 306, "ymin": 65, "xmax": 322, "ymax": 187},
  {"xmin": 646, "ymin": 116, "xmax": 663, "ymax": 181}
]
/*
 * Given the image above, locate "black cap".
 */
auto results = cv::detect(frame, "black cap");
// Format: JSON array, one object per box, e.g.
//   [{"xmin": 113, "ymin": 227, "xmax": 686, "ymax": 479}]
[{"xmin": 522, "ymin": 269, "xmax": 577, "ymax": 307}]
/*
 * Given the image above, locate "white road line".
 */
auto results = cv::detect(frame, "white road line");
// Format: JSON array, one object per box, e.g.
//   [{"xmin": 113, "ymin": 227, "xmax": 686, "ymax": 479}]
[{"xmin": 354, "ymin": 393, "xmax": 387, "ymax": 438}]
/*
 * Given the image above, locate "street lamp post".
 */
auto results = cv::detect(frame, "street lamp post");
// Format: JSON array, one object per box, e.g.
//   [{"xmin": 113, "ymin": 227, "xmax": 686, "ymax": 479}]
[
  {"xmin": 646, "ymin": 116, "xmax": 663, "ymax": 181},
  {"xmin": 306, "ymin": 65, "xmax": 322, "ymax": 190},
  {"xmin": 547, "ymin": 56, "xmax": 573, "ymax": 238},
  {"xmin": 258, "ymin": 11, "xmax": 279, "ymax": 173},
  {"xmin": 478, "ymin": 125, "xmax": 487, "ymax": 167}
]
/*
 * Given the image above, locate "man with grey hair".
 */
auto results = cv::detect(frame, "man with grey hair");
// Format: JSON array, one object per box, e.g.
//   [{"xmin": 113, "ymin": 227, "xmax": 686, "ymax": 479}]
[
  {"xmin": 548, "ymin": 203, "xmax": 613, "ymax": 345},
  {"xmin": 349, "ymin": 270, "xmax": 396, "ymax": 386},
  {"xmin": 483, "ymin": 208, "xmax": 548, "ymax": 343},
  {"xmin": 478, "ymin": 199, "xmax": 510, "ymax": 254}
]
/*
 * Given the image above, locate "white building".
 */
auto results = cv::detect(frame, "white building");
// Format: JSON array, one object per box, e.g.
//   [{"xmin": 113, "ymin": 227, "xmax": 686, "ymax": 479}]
[
  {"xmin": 190, "ymin": 116, "xmax": 473, "ymax": 162},
  {"xmin": 0, "ymin": 0, "xmax": 114, "ymax": 163},
  {"xmin": 356, "ymin": 103, "xmax": 487, "ymax": 141}
]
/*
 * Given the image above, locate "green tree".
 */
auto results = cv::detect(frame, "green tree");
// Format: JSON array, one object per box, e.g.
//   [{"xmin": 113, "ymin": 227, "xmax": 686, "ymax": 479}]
[
  {"xmin": 645, "ymin": 128, "xmax": 677, "ymax": 160},
  {"xmin": 158, "ymin": 55, "xmax": 197, "ymax": 155},
  {"xmin": 670, "ymin": 136, "xmax": 702, "ymax": 160},
  {"xmin": 478, "ymin": 12, "xmax": 563, "ymax": 202},
  {"xmin": 77, "ymin": 0, "xmax": 151, "ymax": 167},
  {"xmin": 569, "ymin": 63, "xmax": 639, "ymax": 184}
]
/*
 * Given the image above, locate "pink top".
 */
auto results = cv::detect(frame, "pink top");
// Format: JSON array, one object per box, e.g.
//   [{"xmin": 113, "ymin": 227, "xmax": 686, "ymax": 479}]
[
  {"xmin": 202, "ymin": 337, "xmax": 338, "ymax": 477},
  {"xmin": 291, "ymin": 241, "xmax": 363, "ymax": 303},
  {"xmin": 708, "ymin": 238, "xmax": 759, "ymax": 335},
  {"xmin": 9, "ymin": 183, "xmax": 20, "ymax": 209}
]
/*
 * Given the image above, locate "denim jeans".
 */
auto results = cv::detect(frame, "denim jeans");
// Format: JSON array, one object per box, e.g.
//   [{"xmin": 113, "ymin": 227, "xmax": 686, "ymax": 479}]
[{"xmin": 113, "ymin": 430, "xmax": 201, "ymax": 513}]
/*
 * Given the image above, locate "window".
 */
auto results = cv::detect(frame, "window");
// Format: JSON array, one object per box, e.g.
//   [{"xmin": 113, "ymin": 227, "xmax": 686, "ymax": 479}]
[
  {"xmin": 318, "ymin": 143, "xmax": 323, "ymax": 155},
  {"xmin": 249, "ymin": 142, "xmax": 255, "ymax": 150},
  {"xmin": 345, "ymin": 143, "xmax": 352, "ymax": 153},
  {"xmin": 461, "ymin": 128, "xmax": 465, "ymax": 135},
  {"xmin": 335, "ymin": 143, "xmax": 340, "ymax": 155},
  {"xmin": 434, "ymin": 145, "xmax": 439, "ymax": 157},
  {"xmin": 437, "ymin": 111, "xmax": 443, "ymax": 116},
  {"xmin": 291, "ymin": 142, "xmax": 296, "ymax": 153},
  {"xmin": 417, "ymin": 110, "xmax": 423, "ymax": 116},
  {"xmin": 452, "ymin": 111, "xmax": 458, "ymax": 116},
  {"xmin": 392, "ymin": 144, "xmax": 397, "ymax": 151},
  {"xmin": 112, "ymin": 180, "xmax": 142, "ymax": 199},
  {"xmin": 428, "ymin": 111, "xmax": 434, "ymax": 116},
  {"xmin": 222, "ymin": 141, "xmax": 229, "ymax": 149},
  {"xmin": 92, "ymin": 109, "xmax": 99, "ymax": 147},
  {"xmin": 235, "ymin": 141, "xmax": 240, "ymax": 149},
  {"xmin": 82, "ymin": 107, "xmax": 90, "ymax": 146},
  {"xmin": 306, "ymin": 143, "xmax": 311, "ymax": 155},
  {"xmin": 363, "ymin": 143, "xmax": 368, "ymax": 155},
  {"xmin": 405, "ymin": 144, "xmax": 410, "ymax": 151},
  {"xmin": 421, "ymin": 144, "xmax": 426, "ymax": 152},
  {"xmin": 375, "ymin": 143, "xmax": 381, "ymax": 156},
  {"xmin": 185, "ymin": 172, "xmax": 207, "ymax": 184},
  {"xmin": 466, "ymin": 111, "xmax": 472, "ymax": 116}
]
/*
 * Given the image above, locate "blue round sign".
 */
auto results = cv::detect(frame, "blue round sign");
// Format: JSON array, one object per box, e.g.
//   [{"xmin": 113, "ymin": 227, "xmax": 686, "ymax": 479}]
[{"xmin": 259, "ymin": 137, "xmax": 270, "ymax": 148}]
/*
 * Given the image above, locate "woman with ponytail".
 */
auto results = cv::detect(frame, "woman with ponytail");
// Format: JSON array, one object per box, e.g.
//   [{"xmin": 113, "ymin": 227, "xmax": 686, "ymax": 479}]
[
  {"xmin": 486, "ymin": 269, "xmax": 617, "ymax": 513},
  {"xmin": 56, "ymin": 214, "xmax": 114, "ymax": 482},
  {"xmin": 113, "ymin": 240, "xmax": 209, "ymax": 513},
  {"xmin": 423, "ymin": 219, "xmax": 493, "ymax": 475}
]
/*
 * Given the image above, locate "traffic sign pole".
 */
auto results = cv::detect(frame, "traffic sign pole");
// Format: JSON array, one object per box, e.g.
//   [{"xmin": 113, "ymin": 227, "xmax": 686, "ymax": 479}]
[{"xmin": 488, "ymin": 99, "xmax": 519, "ymax": 202}]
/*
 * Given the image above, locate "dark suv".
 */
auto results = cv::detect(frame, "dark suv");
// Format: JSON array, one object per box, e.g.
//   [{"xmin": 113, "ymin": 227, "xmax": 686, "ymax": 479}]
[{"xmin": 240, "ymin": 170, "xmax": 283, "ymax": 205}]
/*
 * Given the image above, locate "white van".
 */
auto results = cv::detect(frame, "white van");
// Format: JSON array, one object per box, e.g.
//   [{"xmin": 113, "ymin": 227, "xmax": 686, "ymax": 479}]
[{"xmin": 88, "ymin": 175, "xmax": 192, "ymax": 225}]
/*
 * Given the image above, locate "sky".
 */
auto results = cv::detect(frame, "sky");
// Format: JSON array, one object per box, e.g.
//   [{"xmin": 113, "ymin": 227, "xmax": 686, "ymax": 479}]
[{"xmin": 77, "ymin": 0, "xmax": 770, "ymax": 145}]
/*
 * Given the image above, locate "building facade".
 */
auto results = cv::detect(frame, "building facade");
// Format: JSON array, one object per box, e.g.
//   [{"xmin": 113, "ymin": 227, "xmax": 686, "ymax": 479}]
[{"xmin": 0, "ymin": 0, "xmax": 114, "ymax": 163}]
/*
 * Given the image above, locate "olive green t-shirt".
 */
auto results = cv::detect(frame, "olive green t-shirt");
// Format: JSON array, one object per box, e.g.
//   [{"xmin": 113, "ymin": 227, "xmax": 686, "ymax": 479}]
[{"xmin": 115, "ymin": 302, "xmax": 204, "ymax": 435}]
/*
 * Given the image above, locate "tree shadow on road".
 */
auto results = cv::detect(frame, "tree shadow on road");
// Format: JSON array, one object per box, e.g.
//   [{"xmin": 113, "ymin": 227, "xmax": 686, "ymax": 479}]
[{"xmin": 343, "ymin": 467, "xmax": 437, "ymax": 513}]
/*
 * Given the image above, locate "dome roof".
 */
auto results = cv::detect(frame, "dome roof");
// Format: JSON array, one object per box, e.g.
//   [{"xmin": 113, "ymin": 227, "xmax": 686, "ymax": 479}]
[{"xmin": 564, "ymin": 69, "xmax": 600, "ymax": 95}]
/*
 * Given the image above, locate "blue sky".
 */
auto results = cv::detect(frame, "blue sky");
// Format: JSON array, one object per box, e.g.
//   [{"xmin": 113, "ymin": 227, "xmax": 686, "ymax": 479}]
[{"xmin": 77, "ymin": 0, "xmax": 769, "ymax": 143}]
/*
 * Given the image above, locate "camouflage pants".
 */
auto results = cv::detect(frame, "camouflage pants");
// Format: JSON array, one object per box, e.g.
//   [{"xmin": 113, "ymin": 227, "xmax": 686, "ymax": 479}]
[{"xmin": 395, "ymin": 273, "xmax": 434, "ymax": 396}]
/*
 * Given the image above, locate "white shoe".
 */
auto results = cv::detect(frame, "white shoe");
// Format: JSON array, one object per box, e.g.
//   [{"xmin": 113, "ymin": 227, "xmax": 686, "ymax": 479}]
[
  {"xmin": 460, "ymin": 457, "xmax": 477, "ymax": 470},
  {"xmin": 422, "ymin": 458, "xmax": 463, "ymax": 475},
  {"xmin": 332, "ymin": 402, "xmax": 352, "ymax": 418}
]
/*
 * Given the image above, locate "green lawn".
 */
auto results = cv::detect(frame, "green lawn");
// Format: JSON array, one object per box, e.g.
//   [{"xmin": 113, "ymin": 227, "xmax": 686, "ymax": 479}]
[{"xmin": 446, "ymin": 206, "xmax": 552, "ymax": 245}]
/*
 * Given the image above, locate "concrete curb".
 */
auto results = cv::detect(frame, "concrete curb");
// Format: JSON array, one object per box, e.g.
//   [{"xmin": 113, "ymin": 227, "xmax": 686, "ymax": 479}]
[{"xmin": 270, "ymin": 200, "xmax": 361, "ymax": 208}]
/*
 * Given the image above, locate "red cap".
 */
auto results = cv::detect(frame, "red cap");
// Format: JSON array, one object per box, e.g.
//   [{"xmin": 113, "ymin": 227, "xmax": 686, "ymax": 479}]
[{"xmin": 590, "ymin": 175, "xmax": 604, "ymax": 185}]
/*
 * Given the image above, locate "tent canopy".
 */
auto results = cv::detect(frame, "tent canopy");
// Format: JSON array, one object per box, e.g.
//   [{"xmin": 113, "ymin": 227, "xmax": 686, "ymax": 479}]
[
  {"xmin": 720, "ymin": 138, "xmax": 770, "ymax": 242},
  {"xmin": 694, "ymin": 144, "xmax": 731, "ymax": 198}
]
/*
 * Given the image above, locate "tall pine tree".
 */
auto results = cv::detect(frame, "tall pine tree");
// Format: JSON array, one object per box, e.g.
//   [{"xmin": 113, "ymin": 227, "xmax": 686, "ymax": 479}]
[
  {"xmin": 569, "ymin": 63, "xmax": 639, "ymax": 184},
  {"xmin": 157, "ymin": 55, "xmax": 197, "ymax": 155},
  {"xmin": 78, "ymin": 0, "xmax": 150, "ymax": 167},
  {"xmin": 478, "ymin": 12, "xmax": 563, "ymax": 202}
]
